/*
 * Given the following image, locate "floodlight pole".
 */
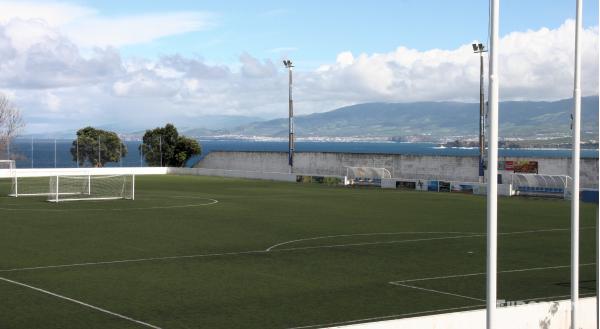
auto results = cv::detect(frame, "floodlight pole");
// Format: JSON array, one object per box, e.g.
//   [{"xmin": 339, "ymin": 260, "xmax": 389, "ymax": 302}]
[
  {"xmin": 283, "ymin": 59, "xmax": 295, "ymax": 173},
  {"xmin": 486, "ymin": 0, "xmax": 499, "ymax": 328},
  {"xmin": 31, "ymin": 137, "xmax": 33, "ymax": 168},
  {"xmin": 571, "ymin": 0, "xmax": 582, "ymax": 328},
  {"xmin": 54, "ymin": 139, "xmax": 57, "ymax": 168},
  {"xmin": 473, "ymin": 43, "xmax": 487, "ymax": 183}
]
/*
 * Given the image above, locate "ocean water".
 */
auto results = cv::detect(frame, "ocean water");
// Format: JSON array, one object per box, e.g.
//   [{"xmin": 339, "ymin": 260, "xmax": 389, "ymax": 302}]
[{"xmin": 5, "ymin": 138, "xmax": 599, "ymax": 169}]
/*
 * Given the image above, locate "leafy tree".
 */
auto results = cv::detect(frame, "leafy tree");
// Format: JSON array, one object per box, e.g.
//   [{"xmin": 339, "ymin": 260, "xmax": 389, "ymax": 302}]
[
  {"xmin": 140, "ymin": 124, "xmax": 201, "ymax": 167},
  {"xmin": 70, "ymin": 127, "xmax": 127, "ymax": 167}
]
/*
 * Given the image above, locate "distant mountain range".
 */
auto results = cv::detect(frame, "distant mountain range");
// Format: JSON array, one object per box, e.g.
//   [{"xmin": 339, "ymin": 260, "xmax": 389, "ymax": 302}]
[
  {"xmin": 222, "ymin": 96, "xmax": 598, "ymax": 140},
  {"xmin": 20, "ymin": 97, "xmax": 598, "ymax": 141}
]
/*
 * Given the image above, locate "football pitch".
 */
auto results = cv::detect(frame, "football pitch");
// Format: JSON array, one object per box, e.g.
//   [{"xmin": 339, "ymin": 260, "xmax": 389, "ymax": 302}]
[{"xmin": 0, "ymin": 175, "xmax": 597, "ymax": 329}]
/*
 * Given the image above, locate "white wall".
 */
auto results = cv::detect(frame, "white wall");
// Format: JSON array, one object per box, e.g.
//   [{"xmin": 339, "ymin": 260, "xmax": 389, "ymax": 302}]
[
  {"xmin": 334, "ymin": 297, "xmax": 597, "ymax": 329},
  {"xmin": 0, "ymin": 167, "xmax": 168, "ymax": 178}
]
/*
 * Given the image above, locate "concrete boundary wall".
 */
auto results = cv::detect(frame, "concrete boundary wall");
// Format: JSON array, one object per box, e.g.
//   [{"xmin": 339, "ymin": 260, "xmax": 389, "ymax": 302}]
[
  {"xmin": 335, "ymin": 297, "xmax": 597, "ymax": 329},
  {"xmin": 0, "ymin": 167, "xmax": 168, "ymax": 178},
  {"xmin": 168, "ymin": 167, "xmax": 297, "ymax": 182},
  {"xmin": 195, "ymin": 151, "xmax": 599, "ymax": 188}
]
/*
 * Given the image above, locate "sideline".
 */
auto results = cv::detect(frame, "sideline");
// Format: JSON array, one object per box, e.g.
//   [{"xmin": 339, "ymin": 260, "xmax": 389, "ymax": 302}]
[{"xmin": 0, "ymin": 276, "xmax": 162, "ymax": 329}]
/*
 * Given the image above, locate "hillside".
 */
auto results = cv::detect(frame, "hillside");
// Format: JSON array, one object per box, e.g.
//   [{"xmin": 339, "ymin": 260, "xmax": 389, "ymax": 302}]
[{"xmin": 229, "ymin": 96, "xmax": 599, "ymax": 139}]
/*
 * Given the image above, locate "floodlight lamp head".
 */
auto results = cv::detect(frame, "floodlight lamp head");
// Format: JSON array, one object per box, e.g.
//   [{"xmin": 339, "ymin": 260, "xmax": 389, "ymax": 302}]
[
  {"xmin": 283, "ymin": 59, "xmax": 293, "ymax": 68},
  {"xmin": 478, "ymin": 43, "xmax": 484, "ymax": 51},
  {"xmin": 472, "ymin": 44, "xmax": 478, "ymax": 52}
]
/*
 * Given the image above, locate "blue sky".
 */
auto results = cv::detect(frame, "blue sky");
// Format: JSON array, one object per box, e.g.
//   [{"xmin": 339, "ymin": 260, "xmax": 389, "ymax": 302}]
[
  {"xmin": 0, "ymin": 0, "xmax": 598, "ymax": 133},
  {"xmin": 77, "ymin": 0, "xmax": 599, "ymax": 68}
]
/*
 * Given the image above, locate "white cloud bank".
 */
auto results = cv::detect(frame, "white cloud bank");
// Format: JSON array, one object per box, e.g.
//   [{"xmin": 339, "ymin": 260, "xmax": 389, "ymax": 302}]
[
  {"xmin": 0, "ymin": 1, "xmax": 214, "ymax": 48},
  {"xmin": 0, "ymin": 8, "xmax": 596, "ymax": 133}
]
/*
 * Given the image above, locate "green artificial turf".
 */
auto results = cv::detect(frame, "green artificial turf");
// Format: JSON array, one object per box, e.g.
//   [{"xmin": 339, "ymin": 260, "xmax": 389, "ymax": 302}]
[{"xmin": 0, "ymin": 175, "xmax": 596, "ymax": 328}]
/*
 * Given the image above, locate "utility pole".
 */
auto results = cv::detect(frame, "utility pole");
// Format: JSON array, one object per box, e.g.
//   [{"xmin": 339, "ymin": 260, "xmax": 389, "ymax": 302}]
[
  {"xmin": 473, "ymin": 43, "xmax": 487, "ymax": 183},
  {"xmin": 283, "ymin": 59, "xmax": 295, "ymax": 173}
]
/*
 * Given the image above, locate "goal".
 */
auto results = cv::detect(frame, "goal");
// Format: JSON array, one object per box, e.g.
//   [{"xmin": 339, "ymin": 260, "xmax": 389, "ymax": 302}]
[
  {"xmin": 0, "ymin": 159, "xmax": 15, "ymax": 170},
  {"xmin": 511, "ymin": 173, "xmax": 572, "ymax": 198},
  {"xmin": 48, "ymin": 174, "xmax": 135, "ymax": 202},
  {"xmin": 0, "ymin": 160, "xmax": 16, "ymax": 195},
  {"xmin": 345, "ymin": 166, "xmax": 392, "ymax": 187}
]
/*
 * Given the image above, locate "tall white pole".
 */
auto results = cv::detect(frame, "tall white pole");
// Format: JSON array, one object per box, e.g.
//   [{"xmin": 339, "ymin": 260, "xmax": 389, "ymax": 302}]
[
  {"xmin": 31, "ymin": 137, "xmax": 33, "ymax": 168},
  {"xmin": 288, "ymin": 65, "xmax": 294, "ymax": 173},
  {"xmin": 571, "ymin": 0, "xmax": 582, "ymax": 328},
  {"xmin": 487, "ymin": 0, "xmax": 499, "ymax": 328},
  {"xmin": 54, "ymin": 139, "xmax": 57, "ymax": 168}
]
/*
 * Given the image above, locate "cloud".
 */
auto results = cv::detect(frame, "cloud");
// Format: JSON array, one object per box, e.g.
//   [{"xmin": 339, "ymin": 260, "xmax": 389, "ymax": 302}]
[
  {"xmin": 311, "ymin": 20, "xmax": 598, "ymax": 103},
  {"xmin": 65, "ymin": 12, "xmax": 215, "ymax": 48},
  {"xmin": 0, "ymin": 1, "xmax": 215, "ymax": 49},
  {"xmin": 0, "ymin": 19, "xmax": 124, "ymax": 89},
  {"xmin": 0, "ymin": 17, "xmax": 596, "ymax": 134},
  {"xmin": 0, "ymin": 1, "xmax": 94, "ymax": 26}
]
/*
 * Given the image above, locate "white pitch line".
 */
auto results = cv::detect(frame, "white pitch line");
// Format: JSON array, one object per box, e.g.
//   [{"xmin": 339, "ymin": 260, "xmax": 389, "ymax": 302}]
[
  {"xmin": 0, "ymin": 249, "xmax": 268, "ymax": 273},
  {"xmin": 0, "ymin": 227, "xmax": 592, "ymax": 273},
  {"xmin": 389, "ymin": 263, "xmax": 597, "ymax": 284},
  {"xmin": 0, "ymin": 198, "xmax": 219, "ymax": 212},
  {"xmin": 391, "ymin": 282, "xmax": 486, "ymax": 302},
  {"xmin": 275, "ymin": 234, "xmax": 481, "ymax": 252},
  {"xmin": 286, "ymin": 304, "xmax": 485, "ymax": 329},
  {"xmin": 0, "ymin": 276, "xmax": 161, "ymax": 329},
  {"xmin": 267, "ymin": 226, "xmax": 592, "ymax": 252},
  {"xmin": 265, "ymin": 231, "xmax": 482, "ymax": 251},
  {"xmin": 286, "ymin": 292, "xmax": 598, "ymax": 329},
  {"xmin": 0, "ymin": 235, "xmax": 477, "ymax": 273}
]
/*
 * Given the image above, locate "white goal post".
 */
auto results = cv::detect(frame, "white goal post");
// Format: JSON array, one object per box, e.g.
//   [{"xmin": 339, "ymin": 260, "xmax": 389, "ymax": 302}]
[
  {"xmin": 48, "ymin": 174, "xmax": 135, "ymax": 202},
  {"xmin": 344, "ymin": 166, "xmax": 392, "ymax": 186},
  {"xmin": 511, "ymin": 173, "xmax": 572, "ymax": 198}
]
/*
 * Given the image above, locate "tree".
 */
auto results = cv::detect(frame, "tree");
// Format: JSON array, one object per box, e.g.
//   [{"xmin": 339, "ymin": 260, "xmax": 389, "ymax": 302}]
[
  {"xmin": 0, "ymin": 93, "xmax": 25, "ymax": 158},
  {"xmin": 140, "ymin": 124, "xmax": 201, "ymax": 167},
  {"xmin": 173, "ymin": 136, "xmax": 201, "ymax": 167},
  {"xmin": 70, "ymin": 127, "xmax": 127, "ymax": 167}
]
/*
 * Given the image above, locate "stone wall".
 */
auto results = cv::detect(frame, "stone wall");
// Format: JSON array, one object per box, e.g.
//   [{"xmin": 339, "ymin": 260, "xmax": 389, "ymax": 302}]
[{"xmin": 195, "ymin": 151, "xmax": 599, "ymax": 188}]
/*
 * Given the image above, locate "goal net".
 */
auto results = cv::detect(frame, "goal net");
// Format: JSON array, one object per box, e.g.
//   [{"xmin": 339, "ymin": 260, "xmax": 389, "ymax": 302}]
[
  {"xmin": 0, "ymin": 160, "xmax": 16, "ymax": 195},
  {"xmin": 511, "ymin": 173, "xmax": 572, "ymax": 198},
  {"xmin": 345, "ymin": 166, "xmax": 392, "ymax": 186},
  {"xmin": 48, "ymin": 174, "xmax": 135, "ymax": 202}
]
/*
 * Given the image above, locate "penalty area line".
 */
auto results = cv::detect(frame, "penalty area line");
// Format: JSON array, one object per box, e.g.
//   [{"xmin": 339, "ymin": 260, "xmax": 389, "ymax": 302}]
[{"xmin": 0, "ymin": 276, "xmax": 162, "ymax": 329}]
